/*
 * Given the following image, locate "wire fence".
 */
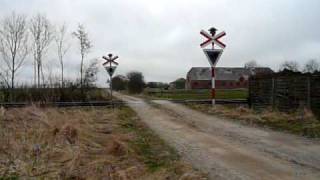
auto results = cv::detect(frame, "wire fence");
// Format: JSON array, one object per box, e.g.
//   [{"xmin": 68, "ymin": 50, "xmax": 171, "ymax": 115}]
[{"xmin": 249, "ymin": 71, "xmax": 320, "ymax": 119}]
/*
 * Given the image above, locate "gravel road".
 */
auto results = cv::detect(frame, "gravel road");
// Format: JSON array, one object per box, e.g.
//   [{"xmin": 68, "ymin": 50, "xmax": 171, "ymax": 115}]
[{"xmin": 114, "ymin": 92, "xmax": 320, "ymax": 180}]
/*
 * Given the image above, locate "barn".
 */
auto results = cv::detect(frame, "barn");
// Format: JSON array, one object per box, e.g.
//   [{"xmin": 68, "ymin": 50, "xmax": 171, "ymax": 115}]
[{"xmin": 186, "ymin": 67, "xmax": 273, "ymax": 89}]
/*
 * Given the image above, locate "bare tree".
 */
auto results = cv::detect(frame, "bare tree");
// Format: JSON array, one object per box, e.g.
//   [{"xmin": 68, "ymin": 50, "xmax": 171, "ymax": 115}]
[
  {"xmin": 0, "ymin": 70, "xmax": 11, "ymax": 88},
  {"xmin": 72, "ymin": 24, "xmax": 92, "ymax": 89},
  {"xmin": 55, "ymin": 24, "xmax": 70, "ymax": 87},
  {"xmin": 303, "ymin": 59, "xmax": 319, "ymax": 73},
  {"xmin": 244, "ymin": 60, "xmax": 258, "ymax": 69},
  {"xmin": 83, "ymin": 59, "xmax": 99, "ymax": 88},
  {"xmin": 0, "ymin": 12, "xmax": 29, "ymax": 89},
  {"xmin": 127, "ymin": 71, "xmax": 145, "ymax": 94},
  {"xmin": 279, "ymin": 60, "xmax": 300, "ymax": 72},
  {"xmin": 30, "ymin": 14, "xmax": 53, "ymax": 88}
]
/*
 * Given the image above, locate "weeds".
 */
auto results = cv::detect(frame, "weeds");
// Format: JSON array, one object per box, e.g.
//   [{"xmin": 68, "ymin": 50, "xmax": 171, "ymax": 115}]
[
  {"xmin": 0, "ymin": 106, "xmax": 206, "ymax": 179},
  {"xmin": 118, "ymin": 108, "xmax": 180, "ymax": 171}
]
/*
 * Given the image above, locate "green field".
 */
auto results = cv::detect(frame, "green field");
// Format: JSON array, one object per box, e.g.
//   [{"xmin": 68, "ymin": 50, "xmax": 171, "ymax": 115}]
[{"xmin": 144, "ymin": 89, "xmax": 248, "ymax": 100}]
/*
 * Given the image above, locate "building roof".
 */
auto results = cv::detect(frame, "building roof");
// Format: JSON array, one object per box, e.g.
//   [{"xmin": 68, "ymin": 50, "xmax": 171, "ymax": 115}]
[{"xmin": 187, "ymin": 67, "xmax": 273, "ymax": 81}]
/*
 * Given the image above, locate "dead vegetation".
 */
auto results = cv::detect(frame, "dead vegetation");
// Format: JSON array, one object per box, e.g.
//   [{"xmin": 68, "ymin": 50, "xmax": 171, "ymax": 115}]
[
  {"xmin": 0, "ymin": 106, "xmax": 206, "ymax": 179},
  {"xmin": 188, "ymin": 104, "xmax": 320, "ymax": 138}
]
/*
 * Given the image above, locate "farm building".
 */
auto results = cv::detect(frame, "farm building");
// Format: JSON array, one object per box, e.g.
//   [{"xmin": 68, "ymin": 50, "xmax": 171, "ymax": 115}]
[{"xmin": 186, "ymin": 67, "xmax": 273, "ymax": 89}]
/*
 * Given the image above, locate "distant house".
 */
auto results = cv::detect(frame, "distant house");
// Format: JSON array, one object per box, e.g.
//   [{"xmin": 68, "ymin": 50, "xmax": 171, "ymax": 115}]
[
  {"xmin": 146, "ymin": 82, "xmax": 169, "ymax": 89},
  {"xmin": 186, "ymin": 67, "xmax": 273, "ymax": 89},
  {"xmin": 169, "ymin": 78, "xmax": 186, "ymax": 90}
]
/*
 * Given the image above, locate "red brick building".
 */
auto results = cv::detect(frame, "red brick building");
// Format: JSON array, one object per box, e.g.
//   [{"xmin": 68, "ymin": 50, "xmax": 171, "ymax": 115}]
[{"xmin": 186, "ymin": 67, "xmax": 273, "ymax": 89}]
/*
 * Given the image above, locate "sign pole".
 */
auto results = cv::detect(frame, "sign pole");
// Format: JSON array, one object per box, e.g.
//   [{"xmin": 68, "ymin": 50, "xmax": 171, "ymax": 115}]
[
  {"xmin": 109, "ymin": 61, "xmax": 113, "ymax": 107},
  {"xmin": 210, "ymin": 28, "xmax": 216, "ymax": 106},
  {"xmin": 200, "ymin": 27, "xmax": 226, "ymax": 106},
  {"xmin": 211, "ymin": 66, "xmax": 215, "ymax": 105},
  {"xmin": 102, "ymin": 53, "xmax": 119, "ymax": 109}
]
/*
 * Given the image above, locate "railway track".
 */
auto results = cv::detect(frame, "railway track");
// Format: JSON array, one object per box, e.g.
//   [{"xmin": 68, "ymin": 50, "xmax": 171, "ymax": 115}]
[
  {"xmin": 0, "ymin": 101, "xmax": 125, "ymax": 108},
  {"xmin": 0, "ymin": 99, "xmax": 247, "ymax": 108}
]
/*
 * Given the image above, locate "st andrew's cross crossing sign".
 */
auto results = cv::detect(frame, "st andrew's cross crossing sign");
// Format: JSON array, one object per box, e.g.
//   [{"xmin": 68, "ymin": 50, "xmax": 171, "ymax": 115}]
[
  {"xmin": 103, "ymin": 55, "xmax": 119, "ymax": 66},
  {"xmin": 200, "ymin": 29, "xmax": 226, "ymax": 49},
  {"xmin": 105, "ymin": 66, "xmax": 117, "ymax": 77},
  {"xmin": 203, "ymin": 49, "xmax": 223, "ymax": 67},
  {"xmin": 102, "ymin": 53, "xmax": 119, "ymax": 77}
]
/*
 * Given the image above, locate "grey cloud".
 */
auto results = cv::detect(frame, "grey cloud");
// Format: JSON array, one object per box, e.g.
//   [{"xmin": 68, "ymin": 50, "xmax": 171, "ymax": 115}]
[{"xmin": 0, "ymin": 0, "xmax": 320, "ymax": 85}]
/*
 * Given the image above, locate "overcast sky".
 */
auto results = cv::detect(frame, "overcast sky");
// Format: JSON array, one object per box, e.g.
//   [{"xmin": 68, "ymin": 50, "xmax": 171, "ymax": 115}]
[{"xmin": 1, "ymin": 0, "xmax": 320, "ymax": 85}]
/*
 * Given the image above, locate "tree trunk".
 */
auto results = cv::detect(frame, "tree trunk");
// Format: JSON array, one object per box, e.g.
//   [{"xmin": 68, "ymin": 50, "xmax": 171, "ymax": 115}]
[
  {"xmin": 41, "ymin": 65, "xmax": 45, "ymax": 87},
  {"xmin": 11, "ymin": 71, "xmax": 14, "ymax": 89},
  {"xmin": 38, "ymin": 62, "xmax": 41, "ymax": 88},
  {"xmin": 80, "ymin": 54, "xmax": 84, "ymax": 88},
  {"xmin": 11, "ymin": 60, "xmax": 15, "ymax": 89},
  {"xmin": 34, "ymin": 59, "xmax": 37, "ymax": 87},
  {"xmin": 11, "ymin": 68, "xmax": 15, "ymax": 102},
  {"xmin": 80, "ymin": 54, "xmax": 84, "ymax": 99},
  {"xmin": 61, "ymin": 62, "xmax": 64, "ymax": 88}
]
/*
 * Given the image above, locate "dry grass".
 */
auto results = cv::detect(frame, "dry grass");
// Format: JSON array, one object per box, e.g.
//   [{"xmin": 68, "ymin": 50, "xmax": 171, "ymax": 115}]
[
  {"xmin": 188, "ymin": 104, "xmax": 320, "ymax": 138},
  {"xmin": 0, "ymin": 106, "xmax": 206, "ymax": 179}
]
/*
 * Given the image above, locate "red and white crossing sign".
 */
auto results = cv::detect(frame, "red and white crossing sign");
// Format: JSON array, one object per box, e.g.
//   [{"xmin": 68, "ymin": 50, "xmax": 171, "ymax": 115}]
[
  {"xmin": 200, "ymin": 27, "xmax": 226, "ymax": 106},
  {"xmin": 102, "ymin": 53, "xmax": 119, "ymax": 76},
  {"xmin": 200, "ymin": 30, "xmax": 226, "ymax": 49},
  {"xmin": 102, "ymin": 55, "xmax": 119, "ymax": 66}
]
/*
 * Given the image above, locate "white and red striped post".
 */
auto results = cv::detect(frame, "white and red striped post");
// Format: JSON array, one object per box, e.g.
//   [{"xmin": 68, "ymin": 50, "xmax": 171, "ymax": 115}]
[
  {"xmin": 210, "ymin": 28, "xmax": 216, "ymax": 105},
  {"xmin": 211, "ymin": 66, "xmax": 216, "ymax": 105}
]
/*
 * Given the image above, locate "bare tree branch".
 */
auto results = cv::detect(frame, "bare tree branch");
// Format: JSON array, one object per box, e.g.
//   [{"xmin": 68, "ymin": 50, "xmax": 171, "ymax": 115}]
[
  {"xmin": 0, "ymin": 70, "xmax": 11, "ymax": 88},
  {"xmin": 29, "ymin": 14, "xmax": 53, "ymax": 88},
  {"xmin": 303, "ymin": 59, "xmax": 320, "ymax": 73},
  {"xmin": 244, "ymin": 60, "xmax": 259, "ymax": 69},
  {"xmin": 0, "ymin": 12, "xmax": 29, "ymax": 89},
  {"xmin": 55, "ymin": 23, "xmax": 70, "ymax": 87},
  {"xmin": 84, "ymin": 58, "xmax": 98, "ymax": 87},
  {"xmin": 279, "ymin": 60, "xmax": 300, "ymax": 72},
  {"xmin": 72, "ymin": 24, "xmax": 92, "ymax": 89}
]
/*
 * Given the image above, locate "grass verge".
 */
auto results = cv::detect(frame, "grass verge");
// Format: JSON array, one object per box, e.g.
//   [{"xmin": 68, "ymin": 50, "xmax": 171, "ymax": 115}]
[
  {"xmin": 187, "ymin": 104, "xmax": 320, "ymax": 138},
  {"xmin": 118, "ymin": 108, "xmax": 179, "ymax": 171},
  {"xmin": 0, "ymin": 106, "xmax": 206, "ymax": 179}
]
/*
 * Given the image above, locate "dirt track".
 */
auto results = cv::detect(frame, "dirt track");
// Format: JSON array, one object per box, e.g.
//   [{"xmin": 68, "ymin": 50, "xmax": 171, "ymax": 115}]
[{"xmin": 114, "ymin": 92, "xmax": 320, "ymax": 180}]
